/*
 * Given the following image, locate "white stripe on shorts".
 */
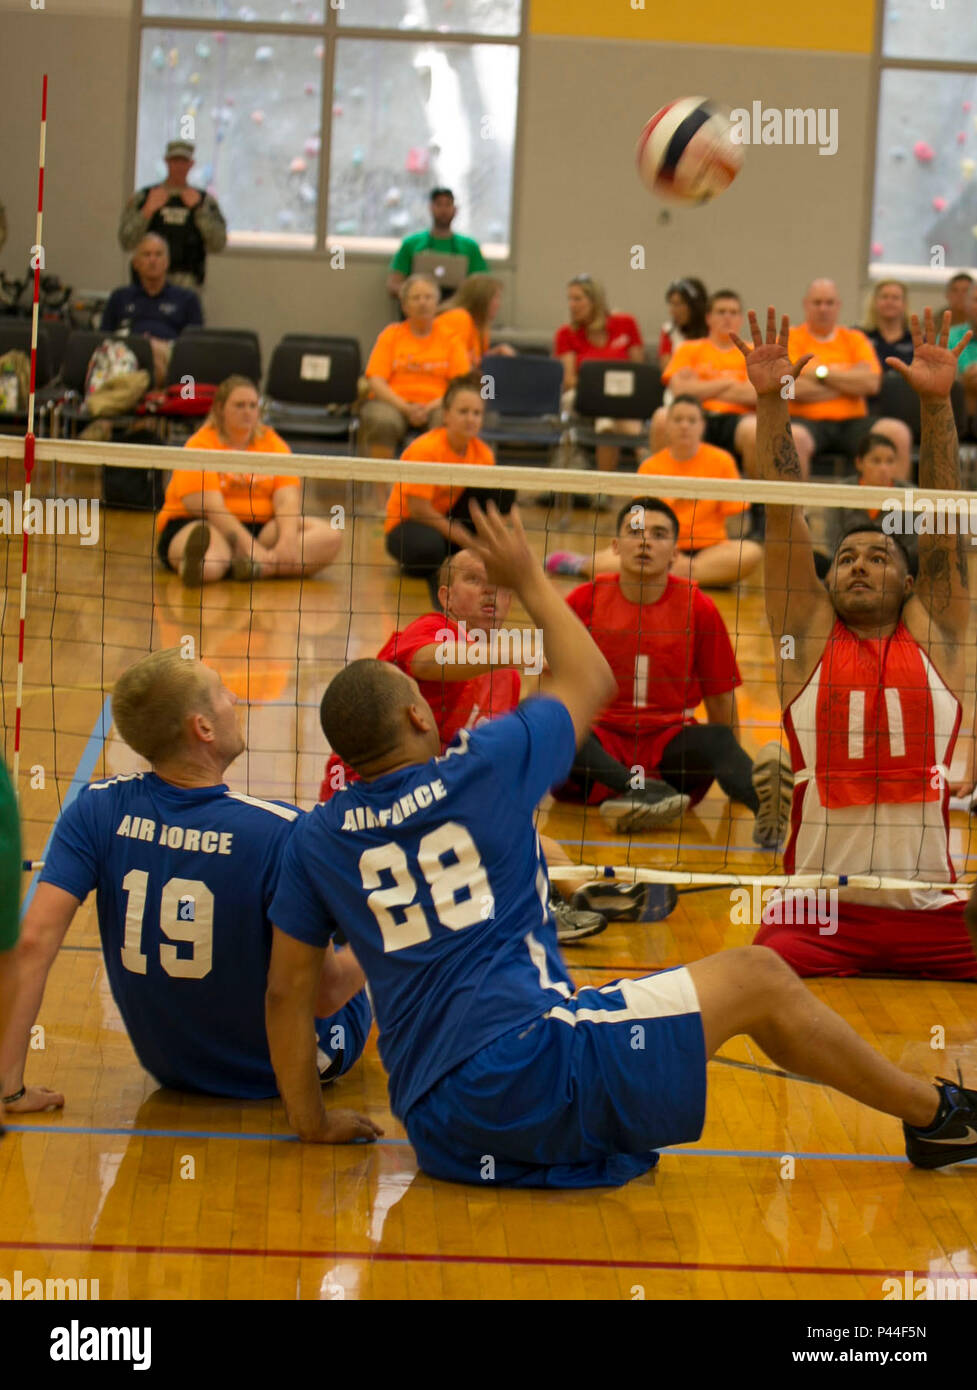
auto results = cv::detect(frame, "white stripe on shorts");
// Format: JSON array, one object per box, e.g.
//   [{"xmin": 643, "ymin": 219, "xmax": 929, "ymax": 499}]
[{"xmin": 544, "ymin": 967, "xmax": 700, "ymax": 1027}]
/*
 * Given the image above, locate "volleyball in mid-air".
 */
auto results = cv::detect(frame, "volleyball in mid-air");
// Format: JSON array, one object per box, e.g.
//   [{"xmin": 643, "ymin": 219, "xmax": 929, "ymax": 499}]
[{"xmin": 636, "ymin": 97, "xmax": 744, "ymax": 204}]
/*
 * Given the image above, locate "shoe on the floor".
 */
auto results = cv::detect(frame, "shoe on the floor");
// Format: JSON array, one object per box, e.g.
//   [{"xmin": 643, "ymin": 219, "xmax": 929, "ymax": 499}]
[
  {"xmin": 550, "ymin": 899, "xmax": 607, "ymax": 942},
  {"xmin": 179, "ymin": 522, "xmax": 211, "ymax": 588},
  {"xmin": 571, "ymin": 881, "xmax": 648, "ymax": 922},
  {"xmin": 546, "ymin": 551, "xmax": 587, "ymax": 577},
  {"xmin": 751, "ymin": 742, "xmax": 793, "ymax": 849},
  {"xmin": 599, "ymin": 788, "xmax": 690, "ymax": 833},
  {"xmin": 230, "ymin": 553, "xmax": 263, "ymax": 582},
  {"xmin": 905, "ymin": 1075, "xmax": 977, "ymax": 1169}
]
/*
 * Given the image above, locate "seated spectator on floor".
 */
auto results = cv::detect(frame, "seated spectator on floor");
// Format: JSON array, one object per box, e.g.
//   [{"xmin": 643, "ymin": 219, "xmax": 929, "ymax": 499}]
[
  {"xmin": 863, "ymin": 280, "xmax": 914, "ymax": 369},
  {"xmin": 100, "ymin": 233, "xmax": 202, "ymax": 386},
  {"xmin": 438, "ymin": 274, "xmax": 515, "ymax": 368},
  {"xmin": 658, "ymin": 277, "xmax": 708, "ymax": 368},
  {"xmin": 156, "ymin": 375, "xmax": 343, "ymax": 586},
  {"xmin": 653, "ymin": 289, "xmax": 779, "ymax": 478},
  {"xmin": 555, "ymin": 497, "xmax": 792, "ymax": 846},
  {"xmin": 548, "ymin": 397, "xmax": 762, "ymax": 589},
  {"xmin": 360, "ymin": 274, "xmax": 470, "ymax": 459},
  {"xmin": 949, "ymin": 278, "xmax": 977, "ymax": 421},
  {"xmin": 319, "ymin": 548, "xmax": 605, "ymax": 944},
  {"xmin": 554, "ymin": 274, "xmax": 645, "ymax": 473},
  {"xmin": 811, "ymin": 432, "xmax": 919, "ymax": 580},
  {"xmin": 942, "ymin": 271, "xmax": 974, "ymax": 328},
  {"xmin": 786, "ymin": 278, "xmax": 912, "ymax": 478},
  {"xmin": 383, "ymin": 374, "xmax": 515, "ymax": 602},
  {"xmin": 385, "ymin": 188, "xmax": 488, "ymax": 306}
]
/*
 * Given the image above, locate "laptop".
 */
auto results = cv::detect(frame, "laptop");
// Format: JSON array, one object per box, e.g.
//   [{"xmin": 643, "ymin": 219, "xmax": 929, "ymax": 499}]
[{"xmin": 411, "ymin": 250, "xmax": 470, "ymax": 291}]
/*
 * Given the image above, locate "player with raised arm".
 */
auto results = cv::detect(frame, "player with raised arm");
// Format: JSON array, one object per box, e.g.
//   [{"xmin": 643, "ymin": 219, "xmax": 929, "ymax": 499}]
[
  {"xmin": 266, "ymin": 502, "xmax": 977, "ymax": 1180},
  {"xmin": 0, "ymin": 650, "xmax": 377, "ymax": 1140},
  {"xmin": 732, "ymin": 307, "xmax": 977, "ymax": 978}
]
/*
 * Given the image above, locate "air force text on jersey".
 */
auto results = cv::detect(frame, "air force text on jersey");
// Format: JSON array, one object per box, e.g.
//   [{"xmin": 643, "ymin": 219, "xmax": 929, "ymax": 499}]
[
  {"xmin": 339, "ymin": 777, "xmax": 448, "ymax": 832},
  {"xmin": 114, "ymin": 815, "xmax": 234, "ymax": 855}
]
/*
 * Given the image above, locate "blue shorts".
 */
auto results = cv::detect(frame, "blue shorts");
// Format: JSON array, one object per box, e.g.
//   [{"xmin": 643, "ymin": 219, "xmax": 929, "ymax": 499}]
[
  {"xmin": 316, "ymin": 988, "xmax": 372, "ymax": 1081},
  {"xmin": 405, "ymin": 967, "xmax": 706, "ymax": 1188}
]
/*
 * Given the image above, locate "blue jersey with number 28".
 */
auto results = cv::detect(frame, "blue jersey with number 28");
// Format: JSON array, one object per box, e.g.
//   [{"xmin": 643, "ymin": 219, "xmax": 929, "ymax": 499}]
[{"xmin": 270, "ymin": 699, "xmax": 577, "ymax": 1119}]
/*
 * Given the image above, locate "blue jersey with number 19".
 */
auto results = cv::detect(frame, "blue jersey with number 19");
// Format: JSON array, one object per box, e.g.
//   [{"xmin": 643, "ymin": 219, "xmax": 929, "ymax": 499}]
[
  {"xmin": 39, "ymin": 772, "xmax": 370, "ymax": 1098},
  {"xmin": 270, "ymin": 698, "xmax": 577, "ymax": 1119}
]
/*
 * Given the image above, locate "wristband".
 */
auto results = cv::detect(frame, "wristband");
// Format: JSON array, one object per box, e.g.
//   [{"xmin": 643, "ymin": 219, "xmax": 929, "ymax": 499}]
[{"xmin": 2, "ymin": 1087, "xmax": 25, "ymax": 1105}]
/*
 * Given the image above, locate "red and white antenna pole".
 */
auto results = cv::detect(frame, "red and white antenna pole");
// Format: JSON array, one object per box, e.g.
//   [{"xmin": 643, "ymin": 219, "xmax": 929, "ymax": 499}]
[{"xmin": 12, "ymin": 74, "xmax": 47, "ymax": 793}]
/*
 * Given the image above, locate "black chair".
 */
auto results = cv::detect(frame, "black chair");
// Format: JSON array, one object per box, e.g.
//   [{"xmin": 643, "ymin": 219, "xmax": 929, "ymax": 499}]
[
  {"xmin": 281, "ymin": 333, "xmax": 361, "ymax": 378},
  {"xmin": 478, "ymin": 355, "xmax": 564, "ymax": 453},
  {"xmin": 176, "ymin": 328, "xmax": 263, "ymax": 384},
  {"xmin": 569, "ymin": 360, "xmax": 662, "ymax": 456},
  {"xmin": 47, "ymin": 331, "xmax": 154, "ymax": 438},
  {"xmin": 0, "ymin": 323, "xmax": 53, "ymax": 434},
  {"xmin": 263, "ymin": 340, "xmax": 360, "ymax": 447}
]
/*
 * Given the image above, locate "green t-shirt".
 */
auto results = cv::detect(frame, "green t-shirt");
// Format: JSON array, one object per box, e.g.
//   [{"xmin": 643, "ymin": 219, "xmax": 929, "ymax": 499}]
[
  {"xmin": 949, "ymin": 323, "xmax": 977, "ymax": 373},
  {"xmin": 0, "ymin": 758, "xmax": 20, "ymax": 952},
  {"xmin": 389, "ymin": 229, "xmax": 488, "ymax": 276}
]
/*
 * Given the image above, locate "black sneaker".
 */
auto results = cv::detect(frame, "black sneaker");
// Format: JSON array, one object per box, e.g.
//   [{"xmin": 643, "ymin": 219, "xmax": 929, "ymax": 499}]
[{"xmin": 904, "ymin": 1076, "xmax": 977, "ymax": 1169}]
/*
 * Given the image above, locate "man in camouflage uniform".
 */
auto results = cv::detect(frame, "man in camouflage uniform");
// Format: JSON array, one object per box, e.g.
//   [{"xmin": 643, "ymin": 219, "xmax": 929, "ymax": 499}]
[{"xmin": 119, "ymin": 139, "xmax": 227, "ymax": 291}]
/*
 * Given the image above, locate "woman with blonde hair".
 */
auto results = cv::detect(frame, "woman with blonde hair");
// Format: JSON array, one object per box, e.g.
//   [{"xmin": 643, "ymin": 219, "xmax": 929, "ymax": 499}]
[
  {"xmin": 438, "ymin": 273, "xmax": 515, "ymax": 367},
  {"xmin": 155, "ymin": 374, "xmax": 343, "ymax": 586},
  {"xmin": 553, "ymin": 273, "xmax": 646, "ymax": 474},
  {"xmin": 863, "ymin": 279, "xmax": 914, "ymax": 368}
]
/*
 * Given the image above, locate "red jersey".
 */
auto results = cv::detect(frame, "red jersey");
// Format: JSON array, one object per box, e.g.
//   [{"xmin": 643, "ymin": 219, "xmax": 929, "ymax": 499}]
[
  {"xmin": 553, "ymin": 313, "xmax": 643, "ymax": 363},
  {"xmin": 566, "ymin": 575, "xmax": 740, "ymax": 736},
  {"xmin": 783, "ymin": 618, "xmax": 965, "ymax": 910},
  {"xmin": 378, "ymin": 613, "xmax": 521, "ymax": 745}
]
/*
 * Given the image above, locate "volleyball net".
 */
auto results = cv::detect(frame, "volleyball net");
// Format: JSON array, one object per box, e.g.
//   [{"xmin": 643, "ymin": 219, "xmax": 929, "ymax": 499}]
[{"xmin": 3, "ymin": 435, "xmax": 977, "ymax": 900}]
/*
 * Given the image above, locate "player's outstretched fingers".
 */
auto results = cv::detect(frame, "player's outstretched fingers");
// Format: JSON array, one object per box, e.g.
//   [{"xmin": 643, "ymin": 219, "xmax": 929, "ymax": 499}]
[
  {"xmin": 315, "ymin": 1108, "xmax": 384, "ymax": 1144},
  {"xmin": 7, "ymin": 1085, "xmax": 65, "ymax": 1113}
]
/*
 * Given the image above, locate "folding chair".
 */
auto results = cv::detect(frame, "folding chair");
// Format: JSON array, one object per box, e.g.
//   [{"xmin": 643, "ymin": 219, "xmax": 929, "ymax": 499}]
[{"xmin": 263, "ymin": 339, "xmax": 360, "ymax": 450}]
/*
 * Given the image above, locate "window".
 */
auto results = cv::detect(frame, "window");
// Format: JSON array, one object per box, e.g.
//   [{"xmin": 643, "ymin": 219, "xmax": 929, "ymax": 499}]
[
  {"xmin": 871, "ymin": 0, "xmax": 977, "ymax": 279},
  {"xmin": 134, "ymin": 1, "xmax": 523, "ymax": 257}
]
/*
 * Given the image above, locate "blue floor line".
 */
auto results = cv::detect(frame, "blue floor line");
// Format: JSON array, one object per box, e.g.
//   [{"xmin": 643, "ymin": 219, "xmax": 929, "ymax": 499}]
[{"xmin": 21, "ymin": 694, "xmax": 112, "ymax": 916}]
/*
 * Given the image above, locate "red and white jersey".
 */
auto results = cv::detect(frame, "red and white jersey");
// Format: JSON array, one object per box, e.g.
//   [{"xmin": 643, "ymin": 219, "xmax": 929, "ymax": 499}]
[{"xmin": 784, "ymin": 618, "xmax": 965, "ymax": 909}]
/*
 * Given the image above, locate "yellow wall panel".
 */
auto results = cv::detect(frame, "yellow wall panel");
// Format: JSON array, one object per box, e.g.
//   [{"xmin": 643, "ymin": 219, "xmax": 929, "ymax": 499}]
[{"xmin": 530, "ymin": 0, "xmax": 876, "ymax": 54}]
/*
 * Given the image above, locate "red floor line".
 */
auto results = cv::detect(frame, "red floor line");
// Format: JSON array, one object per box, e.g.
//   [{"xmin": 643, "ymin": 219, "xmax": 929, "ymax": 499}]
[{"xmin": 0, "ymin": 1238, "xmax": 931, "ymax": 1279}]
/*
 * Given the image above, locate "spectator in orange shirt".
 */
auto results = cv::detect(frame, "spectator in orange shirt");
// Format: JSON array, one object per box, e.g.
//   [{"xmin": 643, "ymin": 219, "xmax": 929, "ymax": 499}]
[
  {"xmin": 658, "ymin": 277, "xmax": 708, "ymax": 368},
  {"xmin": 384, "ymin": 373, "xmax": 516, "ymax": 601},
  {"xmin": 360, "ymin": 274, "xmax": 471, "ymax": 458},
  {"xmin": 438, "ymin": 274, "xmax": 516, "ymax": 369},
  {"xmin": 555, "ymin": 274, "xmax": 645, "ymax": 473},
  {"xmin": 156, "ymin": 375, "xmax": 343, "ymax": 587},
  {"xmin": 788, "ymin": 278, "xmax": 912, "ymax": 477},
  {"xmin": 546, "ymin": 397, "xmax": 762, "ymax": 588},
  {"xmin": 652, "ymin": 289, "xmax": 810, "ymax": 478}
]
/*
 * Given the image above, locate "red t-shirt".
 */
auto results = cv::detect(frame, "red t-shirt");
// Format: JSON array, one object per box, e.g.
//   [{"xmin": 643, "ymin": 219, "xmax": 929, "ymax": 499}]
[
  {"xmin": 378, "ymin": 613, "xmax": 522, "ymax": 747},
  {"xmin": 553, "ymin": 313, "xmax": 643, "ymax": 363},
  {"xmin": 565, "ymin": 574, "xmax": 740, "ymax": 736}
]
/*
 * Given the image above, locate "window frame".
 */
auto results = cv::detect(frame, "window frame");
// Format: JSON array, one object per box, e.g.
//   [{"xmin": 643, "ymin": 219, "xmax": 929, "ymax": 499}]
[
  {"xmin": 867, "ymin": 0, "xmax": 977, "ymax": 286},
  {"xmin": 126, "ymin": 0, "xmax": 528, "ymax": 268}
]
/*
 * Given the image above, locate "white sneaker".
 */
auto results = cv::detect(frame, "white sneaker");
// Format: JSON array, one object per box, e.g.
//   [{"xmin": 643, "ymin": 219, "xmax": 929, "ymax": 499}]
[
  {"xmin": 599, "ymin": 790, "xmax": 690, "ymax": 833},
  {"xmin": 751, "ymin": 743, "xmax": 793, "ymax": 849}
]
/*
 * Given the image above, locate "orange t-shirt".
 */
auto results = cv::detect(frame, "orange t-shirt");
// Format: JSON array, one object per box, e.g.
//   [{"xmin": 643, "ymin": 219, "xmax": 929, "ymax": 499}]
[
  {"xmin": 384, "ymin": 428, "xmax": 496, "ymax": 534},
  {"xmin": 786, "ymin": 324, "xmax": 879, "ymax": 421},
  {"xmin": 662, "ymin": 338, "xmax": 751, "ymax": 415},
  {"xmin": 637, "ymin": 444, "xmax": 747, "ymax": 550},
  {"xmin": 366, "ymin": 320, "xmax": 471, "ymax": 404},
  {"xmin": 438, "ymin": 307, "xmax": 488, "ymax": 368},
  {"xmin": 157, "ymin": 424, "xmax": 299, "ymax": 531}
]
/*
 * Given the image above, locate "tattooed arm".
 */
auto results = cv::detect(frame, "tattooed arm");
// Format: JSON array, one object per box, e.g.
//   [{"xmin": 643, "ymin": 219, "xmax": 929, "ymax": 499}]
[
  {"xmin": 733, "ymin": 309, "xmax": 833, "ymax": 644},
  {"xmin": 892, "ymin": 311, "xmax": 971, "ymax": 642}
]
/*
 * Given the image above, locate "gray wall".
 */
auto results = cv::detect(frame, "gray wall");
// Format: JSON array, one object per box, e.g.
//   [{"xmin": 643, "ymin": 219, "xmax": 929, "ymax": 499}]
[{"xmin": 2, "ymin": 5, "xmax": 888, "ymax": 360}]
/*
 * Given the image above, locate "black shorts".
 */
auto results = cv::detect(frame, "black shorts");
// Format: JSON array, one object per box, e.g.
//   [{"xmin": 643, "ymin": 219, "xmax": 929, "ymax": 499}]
[
  {"xmin": 791, "ymin": 416, "xmax": 871, "ymax": 462},
  {"xmin": 703, "ymin": 412, "xmax": 745, "ymax": 457},
  {"xmin": 157, "ymin": 518, "xmax": 264, "ymax": 570}
]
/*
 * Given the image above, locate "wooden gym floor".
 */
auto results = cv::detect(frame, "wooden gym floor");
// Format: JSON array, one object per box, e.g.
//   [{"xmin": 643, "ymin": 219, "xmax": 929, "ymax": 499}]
[{"xmin": 2, "ymin": 457, "xmax": 976, "ymax": 1301}]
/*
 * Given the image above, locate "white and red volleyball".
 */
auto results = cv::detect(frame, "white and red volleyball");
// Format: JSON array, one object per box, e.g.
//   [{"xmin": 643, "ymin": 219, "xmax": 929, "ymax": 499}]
[{"xmin": 636, "ymin": 97, "xmax": 744, "ymax": 204}]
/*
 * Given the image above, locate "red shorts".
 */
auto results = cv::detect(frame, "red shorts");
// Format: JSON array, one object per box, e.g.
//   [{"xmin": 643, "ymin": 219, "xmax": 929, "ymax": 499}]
[
  {"xmin": 555, "ymin": 721, "xmax": 710, "ymax": 807},
  {"xmin": 754, "ymin": 898, "xmax": 977, "ymax": 980}
]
